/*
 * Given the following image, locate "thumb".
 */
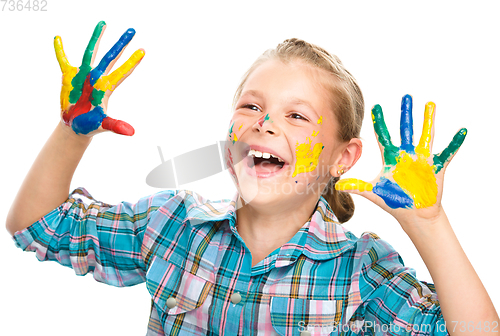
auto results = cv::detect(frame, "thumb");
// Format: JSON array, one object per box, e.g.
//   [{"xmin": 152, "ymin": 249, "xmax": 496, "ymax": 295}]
[
  {"xmin": 335, "ymin": 178, "xmax": 373, "ymax": 194},
  {"xmin": 101, "ymin": 116, "xmax": 135, "ymax": 136}
]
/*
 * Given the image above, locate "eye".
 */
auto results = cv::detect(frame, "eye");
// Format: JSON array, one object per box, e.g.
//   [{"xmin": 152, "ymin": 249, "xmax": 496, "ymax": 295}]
[
  {"xmin": 289, "ymin": 112, "xmax": 309, "ymax": 121},
  {"xmin": 241, "ymin": 104, "xmax": 262, "ymax": 112}
]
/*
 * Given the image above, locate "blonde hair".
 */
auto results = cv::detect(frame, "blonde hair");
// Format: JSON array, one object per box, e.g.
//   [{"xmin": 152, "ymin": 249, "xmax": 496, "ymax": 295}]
[{"xmin": 233, "ymin": 38, "xmax": 364, "ymax": 223}]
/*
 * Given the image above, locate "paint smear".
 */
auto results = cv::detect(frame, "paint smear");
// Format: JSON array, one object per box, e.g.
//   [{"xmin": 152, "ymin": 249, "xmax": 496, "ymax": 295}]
[
  {"xmin": 93, "ymin": 49, "xmax": 145, "ymax": 92},
  {"xmin": 317, "ymin": 116, "xmax": 323, "ymax": 125},
  {"xmin": 393, "ymin": 152, "xmax": 437, "ymax": 208},
  {"xmin": 400, "ymin": 94, "xmax": 415, "ymax": 154},
  {"xmin": 335, "ymin": 178, "xmax": 373, "ymax": 192},
  {"xmin": 228, "ymin": 122, "xmax": 238, "ymax": 144},
  {"xmin": 415, "ymin": 102, "xmax": 435, "ymax": 157},
  {"xmin": 312, "ymin": 130, "xmax": 319, "ymax": 137},
  {"xmin": 371, "ymin": 105, "xmax": 399, "ymax": 166},
  {"xmin": 373, "ymin": 177, "xmax": 414, "ymax": 209},
  {"xmin": 258, "ymin": 113, "xmax": 270, "ymax": 127},
  {"xmin": 292, "ymin": 138, "xmax": 323, "ymax": 177},
  {"xmin": 433, "ymin": 128, "xmax": 467, "ymax": 173}
]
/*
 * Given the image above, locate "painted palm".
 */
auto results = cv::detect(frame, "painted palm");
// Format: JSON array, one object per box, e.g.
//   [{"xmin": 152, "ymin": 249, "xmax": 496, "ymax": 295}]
[
  {"xmin": 336, "ymin": 94, "xmax": 467, "ymax": 210},
  {"xmin": 54, "ymin": 21, "xmax": 144, "ymax": 136}
]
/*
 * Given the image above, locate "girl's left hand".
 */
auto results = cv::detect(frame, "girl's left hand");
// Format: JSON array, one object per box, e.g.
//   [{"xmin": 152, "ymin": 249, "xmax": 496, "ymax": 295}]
[{"xmin": 336, "ymin": 94, "xmax": 467, "ymax": 227}]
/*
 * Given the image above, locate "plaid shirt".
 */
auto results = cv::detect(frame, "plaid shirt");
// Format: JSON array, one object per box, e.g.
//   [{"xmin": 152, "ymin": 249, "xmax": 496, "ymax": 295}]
[{"xmin": 13, "ymin": 188, "xmax": 447, "ymax": 335}]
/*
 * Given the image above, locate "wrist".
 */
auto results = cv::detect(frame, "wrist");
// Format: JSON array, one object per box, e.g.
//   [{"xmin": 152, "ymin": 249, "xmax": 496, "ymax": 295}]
[
  {"xmin": 56, "ymin": 120, "xmax": 93, "ymax": 146},
  {"xmin": 398, "ymin": 206, "xmax": 450, "ymax": 239}
]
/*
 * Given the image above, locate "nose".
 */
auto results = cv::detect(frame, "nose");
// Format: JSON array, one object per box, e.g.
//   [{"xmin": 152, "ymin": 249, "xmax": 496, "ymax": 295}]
[{"xmin": 252, "ymin": 113, "xmax": 279, "ymax": 135}]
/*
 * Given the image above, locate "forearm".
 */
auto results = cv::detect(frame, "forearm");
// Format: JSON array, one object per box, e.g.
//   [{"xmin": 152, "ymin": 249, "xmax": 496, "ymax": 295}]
[
  {"xmin": 6, "ymin": 122, "xmax": 92, "ymax": 235},
  {"xmin": 402, "ymin": 208, "xmax": 499, "ymax": 335}
]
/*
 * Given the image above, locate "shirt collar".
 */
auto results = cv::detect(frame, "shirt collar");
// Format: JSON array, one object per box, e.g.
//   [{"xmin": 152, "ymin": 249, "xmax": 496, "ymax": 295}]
[{"xmin": 183, "ymin": 191, "xmax": 356, "ymax": 264}]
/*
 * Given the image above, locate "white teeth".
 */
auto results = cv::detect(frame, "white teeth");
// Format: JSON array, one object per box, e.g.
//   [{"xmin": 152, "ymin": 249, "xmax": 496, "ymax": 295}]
[{"xmin": 248, "ymin": 149, "xmax": 285, "ymax": 163}]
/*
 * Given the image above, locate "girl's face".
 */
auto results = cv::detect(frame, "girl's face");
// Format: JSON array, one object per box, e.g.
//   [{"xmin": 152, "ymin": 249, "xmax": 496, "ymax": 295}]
[{"xmin": 225, "ymin": 59, "xmax": 345, "ymax": 208}]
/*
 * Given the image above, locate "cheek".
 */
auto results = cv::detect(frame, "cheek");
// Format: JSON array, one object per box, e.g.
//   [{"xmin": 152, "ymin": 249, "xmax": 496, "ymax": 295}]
[
  {"xmin": 291, "ymin": 132, "xmax": 325, "ymax": 178},
  {"xmin": 227, "ymin": 118, "xmax": 247, "ymax": 144}
]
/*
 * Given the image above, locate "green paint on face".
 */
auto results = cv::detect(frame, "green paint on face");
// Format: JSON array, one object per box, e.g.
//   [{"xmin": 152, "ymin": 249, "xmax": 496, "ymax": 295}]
[
  {"xmin": 372, "ymin": 105, "xmax": 399, "ymax": 166},
  {"xmin": 433, "ymin": 128, "xmax": 467, "ymax": 173}
]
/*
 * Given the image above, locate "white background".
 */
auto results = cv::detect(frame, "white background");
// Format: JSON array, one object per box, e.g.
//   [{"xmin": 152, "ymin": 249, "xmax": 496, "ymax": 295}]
[{"xmin": 1, "ymin": 0, "xmax": 499, "ymax": 335}]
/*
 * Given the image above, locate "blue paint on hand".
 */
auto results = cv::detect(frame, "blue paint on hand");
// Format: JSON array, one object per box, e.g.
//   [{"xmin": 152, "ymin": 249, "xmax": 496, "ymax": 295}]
[
  {"xmin": 72, "ymin": 106, "xmax": 106, "ymax": 134},
  {"xmin": 400, "ymin": 94, "xmax": 415, "ymax": 154},
  {"xmin": 89, "ymin": 28, "xmax": 136, "ymax": 85},
  {"xmin": 373, "ymin": 177, "xmax": 414, "ymax": 209}
]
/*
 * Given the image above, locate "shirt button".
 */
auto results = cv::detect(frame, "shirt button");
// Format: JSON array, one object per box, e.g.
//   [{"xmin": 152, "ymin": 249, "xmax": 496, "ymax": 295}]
[
  {"xmin": 230, "ymin": 292, "xmax": 242, "ymax": 304},
  {"xmin": 166, "ymin": 297, "xmax": 177, "ymax": 309}
]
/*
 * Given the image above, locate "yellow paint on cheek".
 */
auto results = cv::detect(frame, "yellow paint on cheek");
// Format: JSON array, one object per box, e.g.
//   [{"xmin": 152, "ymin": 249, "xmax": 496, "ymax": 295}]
[
  {"xmin": 393, "ymin": 152, "xmax": 438, "ymax": 208},
  {"xmin": 238, "ymin": 124, "xmax": 243, "ymax": 130},
  {"xmin": 312, "ymin": 130, "xmax": 319, "ymax": 137},
  {"xmin": 292, "ymin": 138, "xmax": 324, "ymax": 177},
  {"xmin": 335, "ymin": 178, "xmax": 373, "ymax": 192},
  {"xmin": 317, "ymin": 116, "xmax": 323, "ymax": 125}
]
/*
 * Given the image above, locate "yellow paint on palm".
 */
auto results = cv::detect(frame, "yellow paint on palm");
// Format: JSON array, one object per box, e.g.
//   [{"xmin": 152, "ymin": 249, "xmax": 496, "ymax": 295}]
[
  {"xmin": 415, "ymin": 102, "xmax": 435, "ymax": 157},
  {"xmin": 335, "ymin": 178, "xmax": 373, "ymax": 192},
  {"xmin": 94, "ymin": 49, "xmax": 145, "ymax": 92},
  {"xmin": 292, "ymin": 138, "xmax": 323, "ymax": 177},
  {"xmin": 392, "ymin": 152, "xmax": 437, "ymax": 208}
]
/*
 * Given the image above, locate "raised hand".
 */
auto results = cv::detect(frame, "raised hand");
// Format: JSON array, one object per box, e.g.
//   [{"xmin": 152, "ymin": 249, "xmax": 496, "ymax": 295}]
[
  {"xmin": 54, "ymin": 21, "xmax": 145, "ymax": 136},
  {"xmin": 336, "ymin": 94, "xmax": 466, "ymax": 220}
]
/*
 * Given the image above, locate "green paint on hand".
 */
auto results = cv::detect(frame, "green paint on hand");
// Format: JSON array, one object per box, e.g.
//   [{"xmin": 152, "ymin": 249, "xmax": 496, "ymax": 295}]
[
  {"xmin": 433, "ymin": 128, "xmax": 467, "ymax": 173},
  {"xmin": 372, "ymin": 105, "xmax": 399, "ymax": 166},
  {"xmin": 91, "ymin": 89, "xmax": 105, "ymax": 106}
]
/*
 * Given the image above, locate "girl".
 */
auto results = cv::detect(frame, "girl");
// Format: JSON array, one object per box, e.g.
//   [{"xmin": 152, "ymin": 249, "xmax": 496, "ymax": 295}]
[{"xmin": 6, "ymin": 22, "xmax": 498, "ymax": 335}]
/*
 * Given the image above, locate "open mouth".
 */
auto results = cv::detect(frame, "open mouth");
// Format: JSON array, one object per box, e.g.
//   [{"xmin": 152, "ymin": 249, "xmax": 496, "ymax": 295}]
[{"xmin": 246, "ymin": 149, "xmax": 287, "ymax": 176}]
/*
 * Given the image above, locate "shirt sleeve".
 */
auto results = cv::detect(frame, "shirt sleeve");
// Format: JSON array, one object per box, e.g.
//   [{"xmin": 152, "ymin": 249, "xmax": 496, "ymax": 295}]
[
  {"xmin": 12, "ymin": 187, "xmax": 177, "ymax": 287},
  {"xmin": 350, "ymin": 232, "xmax": 449, "ymax": 336}
]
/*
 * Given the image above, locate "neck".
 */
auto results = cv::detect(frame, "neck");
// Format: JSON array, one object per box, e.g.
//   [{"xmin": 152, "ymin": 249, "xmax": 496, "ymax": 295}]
[{"xmin": 235, "ymin": 194, "xmax": 320, "ymax": 266}]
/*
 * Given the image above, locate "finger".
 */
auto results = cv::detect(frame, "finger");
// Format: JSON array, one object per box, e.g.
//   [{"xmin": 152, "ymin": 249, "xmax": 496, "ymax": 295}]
[
  {"xmin": 82, "ymin": 21, "xmax": 106, "ymax": 69},
  {"xmin": 54, "ymin": 36, "xmax": 72, "ymax": 73},
  {"xmin": 94, "ymin": 49, "xmax": 145, "ymax": 92},
  {"xmin": 101, "ymin": 116, "xmax": 135, "ymax": 136},
  {"xmin": 415, "ymin": 102, "xmax": 436, "ymax": 157},
  {"xmin": 400, "ymin": 94, "xmax": 415, "ymax": 153},
  {"xmin": 433, "ymin": 128, "xmax": 467, "ymax": 173},
  {"xmin": 335, "ymin": 178, "xmax": 373, "ymax": 192},
  {"xmin": 371, "ymin": 104, "xmax": 399, "ymax": 166},
  {"xmin": 89, "ymin": 28, "xmax": 136, "ymax": 86}
]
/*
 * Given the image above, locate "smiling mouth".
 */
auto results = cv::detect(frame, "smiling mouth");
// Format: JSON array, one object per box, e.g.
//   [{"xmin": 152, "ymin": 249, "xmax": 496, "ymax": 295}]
[{"xmin": 246, "ymin": 151, "xmax": 286, "ymax": 176}]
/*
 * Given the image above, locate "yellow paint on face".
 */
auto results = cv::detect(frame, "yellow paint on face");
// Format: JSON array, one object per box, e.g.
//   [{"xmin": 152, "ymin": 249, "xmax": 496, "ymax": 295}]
[
  {"xmin": 335, "ymin": 178, "xmax": 373, "ymax": 192},
  {"xmin": 415, "ymin": 102, "xmax": 435, "ymax": 157},
  {"xmin": 312, "ymin": 130, "xmax": 319, "ymax": 137},
  {"xmin": 94, "ymin": 49, "xmax": 145, "ymax": 92},
  {"xmin": 238, "ymin": 124, "xmax": 243, "ymax": 130},
  {"xmin": 392, "ymin": 152, "xmax": 437, "ymax": 208},
  {"xmin": 317, "ymin": 116, "xmax": 323, "ymax": 125},
  {"xmin": 292, "ymin": 138, "xmax": 323, "ymax": 177}
]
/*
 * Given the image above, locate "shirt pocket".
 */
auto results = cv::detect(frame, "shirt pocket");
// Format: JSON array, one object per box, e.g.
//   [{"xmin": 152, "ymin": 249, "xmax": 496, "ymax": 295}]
[
  {"xmin": 146, "ymin": 255, "xmax": 213, "ymax": 317},
  {"xmin": 270, "ymin": 297, "xmax": 344, "ymax": 336}
]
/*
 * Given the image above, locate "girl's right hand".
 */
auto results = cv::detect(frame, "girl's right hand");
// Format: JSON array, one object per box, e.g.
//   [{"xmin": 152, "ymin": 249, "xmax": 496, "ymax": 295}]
[{"xmin": 54, "ymin": 21, "xmax": 145, "ymax": 137}]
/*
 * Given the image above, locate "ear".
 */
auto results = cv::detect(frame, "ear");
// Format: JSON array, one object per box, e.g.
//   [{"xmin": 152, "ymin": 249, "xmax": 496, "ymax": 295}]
[{"xmin": 329, "ymin": 138, "xmax": 362, "ymax": 177}]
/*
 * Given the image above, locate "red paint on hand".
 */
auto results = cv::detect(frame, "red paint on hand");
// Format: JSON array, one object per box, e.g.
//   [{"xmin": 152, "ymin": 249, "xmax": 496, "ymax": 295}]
[
  {"xmin": 63, "ymin": 76, "xmax": 94, "ymax": 126},
  {"xmin": 102, "ymin": 116, "xmax": 135, "ymax": 136}
]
